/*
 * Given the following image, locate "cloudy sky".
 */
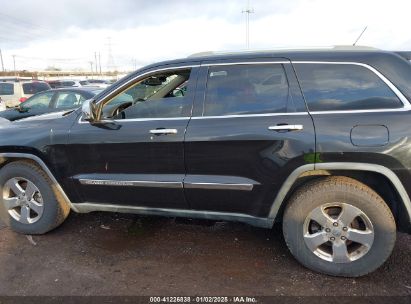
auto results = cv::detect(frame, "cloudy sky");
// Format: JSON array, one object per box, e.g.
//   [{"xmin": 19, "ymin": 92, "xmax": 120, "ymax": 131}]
[{"xmin": 1, "ymin": 0, "xmax": 411, "ymax": 71}]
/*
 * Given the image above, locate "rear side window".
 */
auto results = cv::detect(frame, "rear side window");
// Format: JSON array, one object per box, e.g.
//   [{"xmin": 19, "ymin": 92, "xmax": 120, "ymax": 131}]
[
  {"xmin": 22, "ymin": 82, "xmax": 50, "ymax": 94},
  {"xmin": 203, "ymin": 64, "xmax": 291, "ymax": 116},
  {"xmin": 0, "ymin": 83, "xmax": 14, "ymax": 95},
  {"xmin": 294, "ymin": 63, "xmax": 403, "ymax": 111}
]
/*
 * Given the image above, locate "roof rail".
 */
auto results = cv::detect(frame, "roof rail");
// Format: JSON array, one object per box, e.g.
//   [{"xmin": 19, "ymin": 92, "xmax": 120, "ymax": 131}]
[
  {"xmin": 188, "ymin": 45, "xmax": 380, "ymax": 58},
  {"xmin": 395, "ymin": 51, "xmax": 411, "ymax": 61}
]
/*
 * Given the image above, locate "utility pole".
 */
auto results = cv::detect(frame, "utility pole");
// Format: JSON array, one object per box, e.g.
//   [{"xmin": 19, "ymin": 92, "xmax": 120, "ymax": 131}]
[
  {"xmin": 0, "ymin": 49, "xmax": 4, "ymax": 72},
  {"xmin": 12, "ymin": 55, "xmax": 16, "ymax": 76},
  {"xmin": 106, "ymin": 37, "xmax": 116, "ymax": 72},
  {"xmin": 242, "ymin": 0, "xmax": 254, "ymax": 49},
  {"xmin": 94, "ymin": 52, "xmax": 98, "ymax": 75},
  {"xmin": 89, "ymin": 61, "xmax": 94, "ymax": 76}
]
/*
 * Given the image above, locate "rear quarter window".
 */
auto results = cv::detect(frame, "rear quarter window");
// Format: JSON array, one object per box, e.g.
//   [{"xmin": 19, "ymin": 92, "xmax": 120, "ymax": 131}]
[
  {"xmin": 0, "ymin": 83, "xmax": 14, "ymax": 95},
  {"xmin": 294, "ymin": 63, "xmax": 403, "ymax": 111},
  {"xmin": 22, "ymin": 82, "xmax": 51, "ymax": 94}
]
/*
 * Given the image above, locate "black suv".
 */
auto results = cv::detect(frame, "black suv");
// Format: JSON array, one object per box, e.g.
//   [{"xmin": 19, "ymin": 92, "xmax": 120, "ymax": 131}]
[{"xmin": 0, "ymin": 46, "xmax": 410, "ymax": 277}]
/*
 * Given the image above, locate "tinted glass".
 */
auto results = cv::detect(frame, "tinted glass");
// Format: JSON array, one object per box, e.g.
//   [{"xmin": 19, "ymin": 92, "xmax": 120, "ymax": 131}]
[
  {"xmin": 22, "ymin": 82, "xmax": 50, "ymax": 94},
  {"xmin": 0, "ymin": 83, "xmax": 14, "ymax": 95},
  {"xmin": 21, "ymin": 91, "xmax": 54, "ymax": 109},
  {"xmin": 54, "ymin": 92, "xmax": 85, "ymax": 108},
  {"xmin": 295, "ymin": 63, "xmax": 403, "ymax": 111},
  {"xmin": 62, "ymin": 81, "xmax": 75, "ymax": 87},
  {"xmin": 102, "ymin": 69, "xmax": 192, "ymax": 119},
  {"xmin": 203, "ymin": 64, "xmax": 290, "ymax": 116}
]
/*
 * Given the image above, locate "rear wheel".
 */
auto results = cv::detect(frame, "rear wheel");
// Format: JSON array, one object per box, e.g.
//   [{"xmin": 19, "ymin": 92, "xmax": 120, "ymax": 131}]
[
  {"xmin": 0, "ymin": 160, "xmax": 70, "ymax": 234},
  {"xmin": 283, "ymin": 176, "xmax": 396, "ymax": 277}
]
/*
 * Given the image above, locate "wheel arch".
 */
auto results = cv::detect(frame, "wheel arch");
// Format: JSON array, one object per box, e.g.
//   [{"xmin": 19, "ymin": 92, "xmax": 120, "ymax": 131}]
[
  {"xmin": 0, "ymin": 152, "xmax": 78, "ymax": 212},
  {"xmin": 269, "ymin": 162, "xmax": 411, "ymax": 232}
]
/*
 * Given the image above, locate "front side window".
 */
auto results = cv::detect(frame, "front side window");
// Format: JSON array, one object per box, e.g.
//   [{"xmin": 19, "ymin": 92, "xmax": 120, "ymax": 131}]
[
  {"xmin": 294, "ymin": 63, "xmax": 403, "ymax": 111},
  {"xmin": 0, "ymin": 83, "xmax": 14, "ymax": 95},
  {"xmin": 101, "ymin": 69, "xmax": 192, "ymax": 119},
  {"xmin": 21, "ymin": 91, "xmax": 54, "ymax": 110},
  {"xmin": 203, "ymin": 64, "xmax": 290, "ymax": 116}
]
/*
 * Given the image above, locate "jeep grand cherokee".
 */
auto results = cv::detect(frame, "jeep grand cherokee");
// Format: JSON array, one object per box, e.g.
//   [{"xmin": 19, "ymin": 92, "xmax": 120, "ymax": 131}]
[{"xmin": 0, "ymin": 46, "xmax": 410, "ymax": 277}]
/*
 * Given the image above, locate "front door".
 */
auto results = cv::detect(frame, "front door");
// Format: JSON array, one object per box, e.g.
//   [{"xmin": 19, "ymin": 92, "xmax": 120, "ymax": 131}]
[
  {"xmin": 184, "ymin": 60, "xmax": 316, "ymax": 218},
  {"xmin": 67, "ymin": 65, "xmax": 199, "ymax": 209}
]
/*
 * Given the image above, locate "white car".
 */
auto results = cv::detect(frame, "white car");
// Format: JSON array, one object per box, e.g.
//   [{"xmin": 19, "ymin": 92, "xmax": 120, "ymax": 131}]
[
  {"xmin": 0, "ymin": 97, "xmax": 6, "ymax": 111},
  {"xmin": 87, "ymin": 79, "xmax": 113, "ymax": 88},
  {"xmin": 0, "ymin": 80, "xmax": 51, "ymax": 108}
]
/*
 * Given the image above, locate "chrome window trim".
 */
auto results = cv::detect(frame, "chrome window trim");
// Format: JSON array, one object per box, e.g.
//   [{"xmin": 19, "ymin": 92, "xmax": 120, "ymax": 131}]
[
  {"xmin": 78, "ymin": 60, "xmax": 411, "ymax": 124},
  {"xmin": 190, "ymin": 112, "xmax": 309, "ymax": 120},
  {"xmin": 201, "ymin": 61, "xmax": 290, "ymax": 66},
  {"xmin": 292, "ymin": 61, "xmax": 411, "ymax": 109},
  {"xmin": 77, "ymin": 115, "xmax": 190, "ymax": 124}
]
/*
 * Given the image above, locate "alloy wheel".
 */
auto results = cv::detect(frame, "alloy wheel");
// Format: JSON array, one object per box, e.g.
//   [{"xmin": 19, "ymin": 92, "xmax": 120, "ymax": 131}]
[
  {"xmin": 2, "ymin": 177, "xmax": 44, "ymax": 224},
  {"xmin": 303, "ymin": 202, "xmax": 374, "ymax": 263}
]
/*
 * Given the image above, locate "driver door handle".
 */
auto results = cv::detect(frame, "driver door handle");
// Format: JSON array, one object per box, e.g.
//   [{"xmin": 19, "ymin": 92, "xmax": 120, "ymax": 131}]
[
  {"xmin": 268, "ymin": 124, "xmax": 304, "ymax": 131},
  {"xmin": 149, "ymin": 128, "xmax": 178, "ymax": 135}
]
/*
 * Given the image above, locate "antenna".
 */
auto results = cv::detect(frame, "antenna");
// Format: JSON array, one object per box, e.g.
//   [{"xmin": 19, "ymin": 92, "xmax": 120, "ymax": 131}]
[
  {"xmin": 353, "ymin": 26, "xmax": 368, "ymax": 46},
  {"xmin": 242, "ymin": 0, "xmax": 254, "ymax": 49}
]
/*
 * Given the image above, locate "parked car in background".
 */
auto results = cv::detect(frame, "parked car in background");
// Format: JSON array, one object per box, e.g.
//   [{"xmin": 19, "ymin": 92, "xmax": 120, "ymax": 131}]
[
  {"xmin": 87, "ymin": 79, "xmax": 112, "ymax": 88},
  {"xmin": 0, "ymin": 88, "xmax": 99, "ymax": 121},
  {"xmin": 0, "ymin": 97, "xmax": 5, "ymax": 111},
  {"xmin": 46, "ymin": 80, "xmax": 95, "ymax": 88},
  {"xmin": 0, "ymin": 80, "xmax": 51, "ymax": 108}
]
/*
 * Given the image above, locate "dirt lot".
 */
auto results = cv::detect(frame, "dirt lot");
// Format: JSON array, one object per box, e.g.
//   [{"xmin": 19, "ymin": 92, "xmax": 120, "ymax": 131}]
[{"xmin": 0, "ymin": 212, "xmax": 410, "ymax": 297}]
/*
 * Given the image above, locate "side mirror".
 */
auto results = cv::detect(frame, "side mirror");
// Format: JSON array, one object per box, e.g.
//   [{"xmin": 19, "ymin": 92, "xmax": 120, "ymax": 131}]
[{"xmin": 82, "ymin": 99, "xmax": 96, "ymax": 122}]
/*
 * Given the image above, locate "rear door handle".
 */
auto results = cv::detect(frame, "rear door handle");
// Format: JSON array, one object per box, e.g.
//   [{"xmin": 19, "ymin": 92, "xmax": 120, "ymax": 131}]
[
  {"xmin": 149, "ymin": 128, "xmax": 178, "ymax": 135},
  {"xmin": 268, "ymin": 124, "xmax": 304, "ymax": 131}
]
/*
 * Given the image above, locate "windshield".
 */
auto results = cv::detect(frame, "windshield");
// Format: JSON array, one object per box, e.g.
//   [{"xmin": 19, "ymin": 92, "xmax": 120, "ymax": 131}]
[{"xmin": 22, "ymin": 82, "xmax": 50, "ymax": 94}]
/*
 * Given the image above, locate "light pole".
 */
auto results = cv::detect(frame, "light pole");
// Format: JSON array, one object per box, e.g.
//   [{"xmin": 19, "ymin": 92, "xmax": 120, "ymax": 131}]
[{"xmin": 12, "ymin": 55, "xmax": 16, "ymax": 76}]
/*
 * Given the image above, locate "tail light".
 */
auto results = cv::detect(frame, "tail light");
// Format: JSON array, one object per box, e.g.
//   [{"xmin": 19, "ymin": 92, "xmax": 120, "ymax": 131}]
[{"xmin": 19, "ymin": 97, "xmax": 28, "ymax": 102}]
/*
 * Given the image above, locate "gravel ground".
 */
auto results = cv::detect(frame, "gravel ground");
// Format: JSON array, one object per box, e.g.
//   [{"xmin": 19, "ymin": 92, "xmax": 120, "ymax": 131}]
[{"xmin": 0, "ymin": 212, "xmax": 410, "ymax": 296}]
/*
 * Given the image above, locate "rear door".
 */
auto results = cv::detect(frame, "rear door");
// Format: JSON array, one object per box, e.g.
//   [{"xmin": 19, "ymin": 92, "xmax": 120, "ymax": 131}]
[{"xmin": 184, "ymin": 58, "xmax": 316, "ymax": 218}]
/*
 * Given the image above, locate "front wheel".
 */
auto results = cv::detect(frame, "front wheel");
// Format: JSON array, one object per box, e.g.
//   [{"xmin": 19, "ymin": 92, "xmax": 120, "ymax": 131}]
[
  {"xmin": 0, "ymin": 160, "xmax": 70, "ymax": 234},
  {"xmin": 283, "ymin": 176, "xmax": 396, "ymax": 277}
]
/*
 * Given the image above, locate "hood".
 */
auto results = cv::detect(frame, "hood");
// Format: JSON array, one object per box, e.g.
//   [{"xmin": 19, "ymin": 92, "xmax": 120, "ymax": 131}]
[{"xmin": 17, "ymin": 110, "xmax": 74, "ymax": 122}]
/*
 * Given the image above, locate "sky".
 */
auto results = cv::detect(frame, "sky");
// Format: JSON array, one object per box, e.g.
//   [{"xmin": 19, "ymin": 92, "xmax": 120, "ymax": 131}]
[{"xmin": 1, "ymin": 0, "xmax": 411, "ymax": 72}]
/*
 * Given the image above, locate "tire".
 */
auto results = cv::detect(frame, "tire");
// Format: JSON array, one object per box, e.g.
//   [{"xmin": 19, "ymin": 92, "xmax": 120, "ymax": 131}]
[
  {"xmin": 0, "ymin": 160, "xmax": 70, "ymax": 234},
  {"xmin": 283, "ymin": 176, "xmax": 396, "ymax": 277}
]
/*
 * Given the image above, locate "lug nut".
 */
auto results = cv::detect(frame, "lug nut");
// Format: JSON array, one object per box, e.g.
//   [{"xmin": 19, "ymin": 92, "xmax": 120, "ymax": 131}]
[
  {"xmin": 341, "ymin": 236, "xmax": 346, "ymax": 241},
  {"xmin": 333, "ymin": 222, "xmax": 338, "ymax": 227},
  {"xmin": 330, "ymin": 237, "xmax": 335, "ymax": 241},
  {"xmin": 342, "ymin": 227, "xmax": 348, "ymax": 231},
  {"xmin": 325, "ymin": 228, "xmax": 331, "ymax": 232}
]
